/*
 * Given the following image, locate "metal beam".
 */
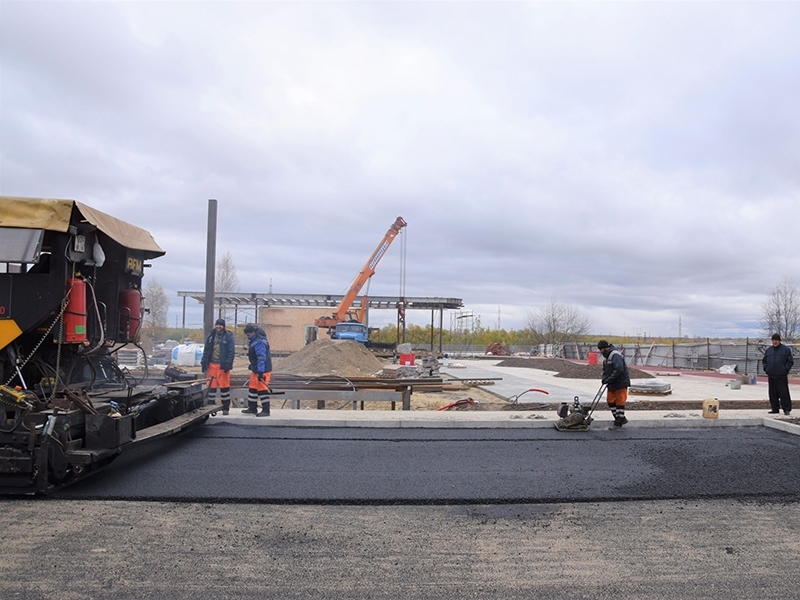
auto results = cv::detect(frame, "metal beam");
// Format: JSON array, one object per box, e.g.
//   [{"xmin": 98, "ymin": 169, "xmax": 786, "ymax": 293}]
[{"xmin": 178, "ymin": 291, "xmax": 463, "ymax": 311}]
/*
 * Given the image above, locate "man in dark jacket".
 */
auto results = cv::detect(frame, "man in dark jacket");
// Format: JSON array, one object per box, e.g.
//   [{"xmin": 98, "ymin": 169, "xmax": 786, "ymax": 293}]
[
  {"xmin": 598, "ymin": 340, "xmax": 631, "ymax": 430},
  {"xmin": 242, "ymin": 323, "xmax": 273, "ymax": 417},
  {"xmin": 201, "ymin": 318, "xmax": 235, "ymax": 415},
  {"xmin": 762, "ymin": 333, "xmax": 793, "ymax": 415}
]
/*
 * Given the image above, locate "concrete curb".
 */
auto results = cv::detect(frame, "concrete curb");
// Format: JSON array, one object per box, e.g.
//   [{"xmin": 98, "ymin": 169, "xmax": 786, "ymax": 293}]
[
  {"xmin": 208, "ymin": 411, "xmax": 800, "ymax": 430},
  {"xmin": 763, "ymin": 417, "xmax": 800, "ymax": 436}
]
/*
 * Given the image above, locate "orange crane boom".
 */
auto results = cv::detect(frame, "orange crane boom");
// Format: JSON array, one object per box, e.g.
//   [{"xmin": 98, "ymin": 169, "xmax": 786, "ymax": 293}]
[{"xmin": 315, "ymin": 216, "xmax": 407, "ymax": 330}]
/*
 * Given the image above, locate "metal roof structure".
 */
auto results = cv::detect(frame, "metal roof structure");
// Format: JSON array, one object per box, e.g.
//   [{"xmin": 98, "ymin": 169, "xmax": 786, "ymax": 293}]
[
  {"xmin": 178, "ymin": 291, "xmax": 462, "ymax": 311},
  {"xmin": 176, "ymin": 292, "xmax": 464, "ymax": 349}
]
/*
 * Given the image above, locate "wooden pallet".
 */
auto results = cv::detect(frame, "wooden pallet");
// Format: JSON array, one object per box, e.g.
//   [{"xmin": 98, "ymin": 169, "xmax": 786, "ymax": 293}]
[{"xmin": 630, "ymin": 388, "xmax": 673, "ymax": 396}]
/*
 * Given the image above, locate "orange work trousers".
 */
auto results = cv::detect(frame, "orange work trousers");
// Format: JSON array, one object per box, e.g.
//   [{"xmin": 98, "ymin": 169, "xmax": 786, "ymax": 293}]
[
  {"xmin": 606, "ymin": 387, "xmax": 628, "ymax": 407},
  {"xmin": 206, "ymin": 363, "xmax": 231, "ymax": 389},
  {"xmin": 248, "ymin": 371, "xmax": 272, "ymax": 392}
]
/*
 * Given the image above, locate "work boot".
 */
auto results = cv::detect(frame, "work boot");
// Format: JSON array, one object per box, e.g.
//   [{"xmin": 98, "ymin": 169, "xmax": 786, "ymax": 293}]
[
  {"xmin": 242, "ymin": 401, "xmax": 258, "ymax": 415},
  {"xmin": 257, "ymin": 401, "xmax": 270, "ymax": 417}
]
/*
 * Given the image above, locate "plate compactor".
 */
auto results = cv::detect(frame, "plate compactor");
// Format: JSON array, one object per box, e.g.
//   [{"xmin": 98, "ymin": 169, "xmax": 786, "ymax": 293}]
[{"xmin": 554, "ymin": 384, "xmax": 607, "ymax": 431}]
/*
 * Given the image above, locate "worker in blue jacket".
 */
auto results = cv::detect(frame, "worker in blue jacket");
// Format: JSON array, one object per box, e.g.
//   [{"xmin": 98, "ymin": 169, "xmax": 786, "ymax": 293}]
[
  {"xmin": 763, "ymin": 333, "xmax": 793, "ymax": 415},
  {"xmin": 241, "ymin": 324, "xmax": 273, "ymax": 416}
]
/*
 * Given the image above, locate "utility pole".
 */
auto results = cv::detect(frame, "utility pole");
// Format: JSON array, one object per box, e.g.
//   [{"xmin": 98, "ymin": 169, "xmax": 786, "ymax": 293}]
[{"xmin": 203, "ymin": 199, "xmax": 217, "ymax": 337}]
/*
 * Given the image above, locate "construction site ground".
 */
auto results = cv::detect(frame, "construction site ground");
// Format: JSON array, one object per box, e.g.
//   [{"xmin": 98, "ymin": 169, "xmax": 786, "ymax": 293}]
[{"xmin": 163, "ymin": 340, "xmax": 800, "ymax": 429}]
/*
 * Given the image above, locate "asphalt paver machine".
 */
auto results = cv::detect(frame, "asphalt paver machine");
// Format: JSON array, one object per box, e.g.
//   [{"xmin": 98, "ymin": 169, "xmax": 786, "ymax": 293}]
[{"xmin": 0, "ymin": 197, "xmax": 214, "ymax": 494}]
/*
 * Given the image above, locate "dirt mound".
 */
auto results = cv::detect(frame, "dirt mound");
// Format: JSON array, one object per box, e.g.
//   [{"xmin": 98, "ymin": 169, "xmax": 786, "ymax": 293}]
[
  {"xmin": 274, "ymin": 338, "xmax": 386, "ymax": 378},
  {"xmin": 494, "ymin": 357, "xmax": 654, "ymax": 380}
]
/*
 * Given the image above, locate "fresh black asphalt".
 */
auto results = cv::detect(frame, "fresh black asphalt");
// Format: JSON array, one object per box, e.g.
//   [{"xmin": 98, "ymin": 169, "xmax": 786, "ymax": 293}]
[{"xmin": 53, "ymin": 422, "xmax": 800, "ymax": 503}]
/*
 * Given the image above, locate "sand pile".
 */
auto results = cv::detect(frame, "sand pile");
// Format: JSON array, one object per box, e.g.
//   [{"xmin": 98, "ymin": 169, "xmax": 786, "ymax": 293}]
[{"xmin": 274, "ymin": 338, "xmax": 386, "ymax": 378}]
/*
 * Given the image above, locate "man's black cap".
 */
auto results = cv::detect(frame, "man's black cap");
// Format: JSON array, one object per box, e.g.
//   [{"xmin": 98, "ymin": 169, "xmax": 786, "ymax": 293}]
[
  {"xmin": 215, "ymin": 318, "xmax": 225, "ymax": 326},
  {"xmin": 244, "ymin": 324, "xmax": 256, "ymax": 334},
  {"xmin": 597, "ymin": 340, "xmax": 610, "ymax": 350}
]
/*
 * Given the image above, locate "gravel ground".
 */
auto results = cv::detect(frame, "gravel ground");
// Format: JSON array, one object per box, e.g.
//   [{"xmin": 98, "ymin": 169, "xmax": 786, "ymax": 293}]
[{"xmin": 4, "ymin": 499, "xmax": 800, "ymax": 600}]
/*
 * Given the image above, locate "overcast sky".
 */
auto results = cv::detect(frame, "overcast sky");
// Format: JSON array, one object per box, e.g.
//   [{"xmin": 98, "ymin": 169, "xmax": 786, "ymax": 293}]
[{"xmin": 2, "ymin": 1, "xmax": 799, "ymax": 338}]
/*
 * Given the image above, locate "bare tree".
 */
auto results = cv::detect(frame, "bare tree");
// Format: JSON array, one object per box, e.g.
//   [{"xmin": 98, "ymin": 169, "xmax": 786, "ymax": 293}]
[
  {"xmin": 761, "ymin": 280, "xmax": 800, "ymax": 342},
  {"xmin": 215, "ymin": 251, "xmax": 240, "ymax": 324},
  {"xmin": 216, "ymin": 251, "xmax": 240, "ymax": 293},
  {"xmin": 142, "ymin": 279, "xmax": 170, "ymax": 340},
  {"xmin": 526, "ymin": 298, "xmax": 592, "ymax": 356}
]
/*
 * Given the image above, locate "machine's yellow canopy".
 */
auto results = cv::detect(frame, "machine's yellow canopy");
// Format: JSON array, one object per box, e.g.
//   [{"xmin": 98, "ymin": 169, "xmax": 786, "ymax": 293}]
[{"xmin": 0, "ymin": 197, "xmax": 165, "ymax": 258}]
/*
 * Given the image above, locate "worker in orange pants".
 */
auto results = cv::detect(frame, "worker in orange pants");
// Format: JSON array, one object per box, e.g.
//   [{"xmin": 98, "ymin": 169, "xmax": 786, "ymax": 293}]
[
  {"xmin": 597, "ymin": 340, "xmax": 631, "ymax": 430},
  {"xmin": 241, "ymin": 324, "xmax": 273, "ymax": 416},
  {"xmin": 201, "ymin": 318, "xmax": 235, "ymax": 415}
]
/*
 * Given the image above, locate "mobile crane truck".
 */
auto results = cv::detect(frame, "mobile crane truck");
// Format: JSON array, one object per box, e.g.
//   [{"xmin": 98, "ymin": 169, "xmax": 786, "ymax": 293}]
[
  {"xmin": 315, "ymin": 217, "xmax": 407, "ymax": 350},
  {"xmin": 0, "ymin": 197, "xmax": 215, "ymax": 494}
]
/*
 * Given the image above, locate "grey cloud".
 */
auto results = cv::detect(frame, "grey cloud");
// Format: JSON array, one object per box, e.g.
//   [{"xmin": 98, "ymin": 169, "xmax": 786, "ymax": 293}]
[{"xmin": 3, "ymin": 2, "xmax": 800, "ymax": 336}]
